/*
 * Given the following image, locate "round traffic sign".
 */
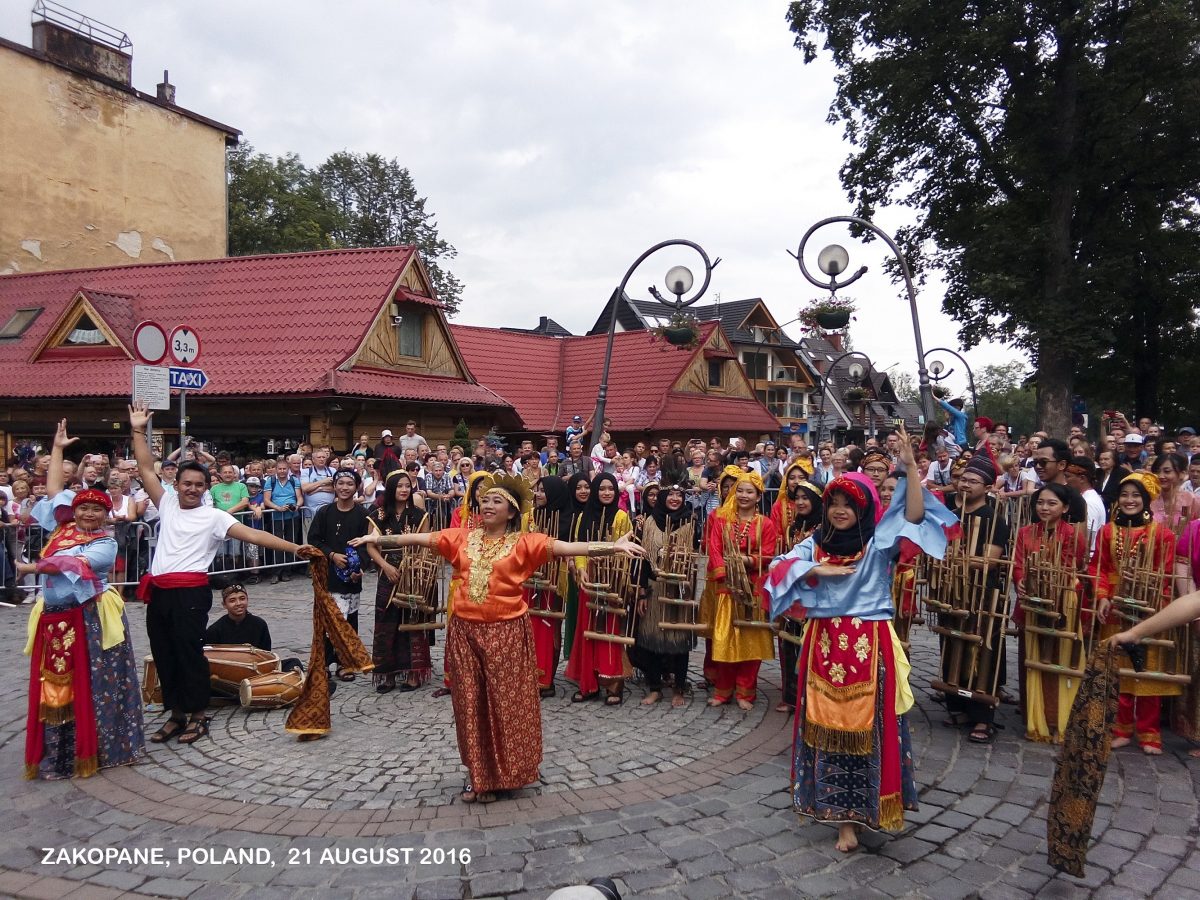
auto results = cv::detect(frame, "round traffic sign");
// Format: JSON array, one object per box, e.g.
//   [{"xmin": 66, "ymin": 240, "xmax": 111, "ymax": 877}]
[
  {"xmin": 133, "ymin": 320, "xmax": 168, "ymax": 365},
  {"xmin": 168, "ymin": 324, "xmax": 202, "ymax": 366}
]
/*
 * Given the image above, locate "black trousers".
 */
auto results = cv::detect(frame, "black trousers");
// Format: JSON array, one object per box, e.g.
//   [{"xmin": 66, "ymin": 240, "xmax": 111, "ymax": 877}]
[
  {"xmin": 779, "ymin": 621, "xmax": 804, "ymax": 707},
  {"xmin": 147, "ymin": 585, "xmax": 212, "ymax": 714},
  {"xmin": 640, "ymin": 649, "xmax": 689, "ymax": 691}
]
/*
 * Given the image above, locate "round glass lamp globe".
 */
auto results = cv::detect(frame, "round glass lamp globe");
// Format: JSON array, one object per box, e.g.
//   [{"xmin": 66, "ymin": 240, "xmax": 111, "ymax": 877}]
[
  {"xmin": 664, "ymin": 266, "xmax": 694, "ymax": 297},
  {"xmin": 847, "ymin": 362, "xmax": 865, "ymax": 381},
  {"xmin": 930, "ymin": 360, "xmax": 945, "ymax": 376},
  {"xmin": 818, "ymin": 244, "xmax": 850, "ymax": 277}
]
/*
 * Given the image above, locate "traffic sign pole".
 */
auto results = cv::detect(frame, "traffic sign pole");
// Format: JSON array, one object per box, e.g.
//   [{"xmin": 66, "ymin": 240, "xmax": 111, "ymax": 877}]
[{"xmin": 180, "ymin": 389, "xmax": 187, "ymax": 454}]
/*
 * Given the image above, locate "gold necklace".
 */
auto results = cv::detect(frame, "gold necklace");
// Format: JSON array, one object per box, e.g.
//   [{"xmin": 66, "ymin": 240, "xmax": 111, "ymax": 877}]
[{"xmin": 465, "ymin": 529, "xmax": 518, "ymax": 604}]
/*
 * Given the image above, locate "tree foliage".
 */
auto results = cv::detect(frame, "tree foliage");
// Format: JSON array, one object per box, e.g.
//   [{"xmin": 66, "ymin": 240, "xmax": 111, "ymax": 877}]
[
  {"xmin": 787, "ymin": 1, "xmax": 1200, "ymax": 433},
  {"xmin": 974, "ymin": 361, "xmax": 1037, "ymax": 438},
  {"xmin": 227, "ymin": 145, "xmax": 464, "ymax": 314}
]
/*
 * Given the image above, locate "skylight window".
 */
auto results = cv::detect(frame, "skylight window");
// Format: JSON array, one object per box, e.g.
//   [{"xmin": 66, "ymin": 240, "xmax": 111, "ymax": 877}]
[{"xmin": 0, "ymin": 307, "xmax": 43, "ymax": 339}]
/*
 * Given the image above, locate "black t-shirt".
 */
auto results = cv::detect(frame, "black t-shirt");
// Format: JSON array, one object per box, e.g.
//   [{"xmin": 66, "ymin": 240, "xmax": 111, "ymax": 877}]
[
  {"xmin": 308, "ymin": 502, "xmax": 373, "ymax": 594},
  {"xmin": 205, "ymin": 612, "xmax": 272, "ymax": 650}
]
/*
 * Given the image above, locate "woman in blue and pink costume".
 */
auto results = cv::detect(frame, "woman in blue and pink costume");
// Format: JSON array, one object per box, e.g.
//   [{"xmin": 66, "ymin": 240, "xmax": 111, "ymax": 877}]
[{"xmin": 766, "ymin": 424, "xmax": 957, "ymax": 852}]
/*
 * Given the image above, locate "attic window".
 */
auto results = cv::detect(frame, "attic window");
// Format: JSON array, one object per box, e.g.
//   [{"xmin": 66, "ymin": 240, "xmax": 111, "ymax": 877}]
[
  {"xmin": 66, "ymin": 313, "xmax": 107, "ymax": 345},
  {"xmin": 0, "ymin": 307, "xmax": 42, "ymax": 339}
]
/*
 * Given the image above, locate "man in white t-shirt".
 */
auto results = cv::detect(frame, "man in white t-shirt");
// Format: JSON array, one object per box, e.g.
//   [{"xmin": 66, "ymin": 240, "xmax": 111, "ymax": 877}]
[
  {"xmin": 129, "ymin": 402, "xmax": 315, "ymax": 746},
  {"xmin": 1065, "ymin": 456, "xmax": 1107, "ymax": 552}
]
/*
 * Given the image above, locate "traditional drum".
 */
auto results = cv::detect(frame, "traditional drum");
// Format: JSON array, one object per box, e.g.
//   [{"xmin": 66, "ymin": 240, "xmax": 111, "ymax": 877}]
[
  {"xmin": 205, "ymin": 644, "xmax": 281, "ymax": 696},
  {"xmin": 142, "ymin": 654, "xmax": 161, "ymax": 706},
  {"xmin": 238, "ymin": 669, "xmax": 305, "ymax": 709}
]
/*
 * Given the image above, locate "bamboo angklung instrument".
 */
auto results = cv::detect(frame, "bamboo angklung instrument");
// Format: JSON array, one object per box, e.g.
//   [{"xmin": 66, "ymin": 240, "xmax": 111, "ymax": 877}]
[
  {"xmin": 524, "ymin": 510, "xmax": 565, "ymax": 620},
  {"xmin": 1020, "ymin": 522, "xmax": 1091, "ymax": 684},
  {"xmin": 652, "ymin": 520, "xmax": 707, "ymax": 632},
  {"xmin": 726, "ymin": 518, "xmax": 772, "ymax": 632},
  {"xmin": 928, "ymin": 506, "xmax": 1016, "ymax": 706},
  {"xmin": 1109, "ymin": 531, "xmax": 1191, "ymax": 686},
  {"xmin": 582, "ymin": 527, "xmax": 639, "ymax": 646},
  {"xmin": 388, "ymin": 545, "xmax": 446, "ymax": 632}
]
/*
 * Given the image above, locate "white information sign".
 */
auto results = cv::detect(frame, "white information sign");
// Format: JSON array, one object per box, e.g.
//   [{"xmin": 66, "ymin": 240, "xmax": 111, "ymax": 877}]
[{"xmin": 132, "ymin": 365, "xmax": 171, "ymax": 410}]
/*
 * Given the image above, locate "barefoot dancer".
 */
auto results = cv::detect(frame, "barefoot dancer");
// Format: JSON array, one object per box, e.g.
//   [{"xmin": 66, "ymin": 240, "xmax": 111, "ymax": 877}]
[{"xmin": 767, "ymin": 424, "xmax": 957, "ymax": 852}]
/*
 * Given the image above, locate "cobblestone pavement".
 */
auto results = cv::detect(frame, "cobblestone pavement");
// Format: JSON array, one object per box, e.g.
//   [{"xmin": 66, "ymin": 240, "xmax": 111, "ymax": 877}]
[{"xmin": 1, "ymin": 575, "xmax": 1199, "ymax": 899}]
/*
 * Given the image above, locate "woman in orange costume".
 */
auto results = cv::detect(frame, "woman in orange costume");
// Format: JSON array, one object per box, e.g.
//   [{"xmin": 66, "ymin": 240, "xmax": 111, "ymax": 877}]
[
  {"xmin": 434, "ymin": 470, "xmax": 492, "ymax": 695},
  {"xmin": 1089, "ymin": 472, "xmax": 1179, "ymax": 754},
  {"xmin": 352, "ymin": 475, "xmax": 643, "ymax": 803},
  {"xmin": 706, "ymin": 470, "xmax": 778, "ymax": 709}
]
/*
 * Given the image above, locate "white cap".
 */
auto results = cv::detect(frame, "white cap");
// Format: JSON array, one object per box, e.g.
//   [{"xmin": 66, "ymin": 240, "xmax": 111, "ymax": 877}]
[
  {"xmin": 381, "ymin": 429, "xmax": 393, "ymax": 438},
  {"xmin": 1123, "ymin": 433, "xmax": 1144, "ymax": 445}
]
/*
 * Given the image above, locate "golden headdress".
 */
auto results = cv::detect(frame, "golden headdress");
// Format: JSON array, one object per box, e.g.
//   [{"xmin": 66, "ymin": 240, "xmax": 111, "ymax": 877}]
[
  {"xmin": 485, "ymin": 473, "xmax": 534, "ymax": 519},
  {"xmin": 459, "ymin": 470, "xmax": 494, "ymax": 519}
]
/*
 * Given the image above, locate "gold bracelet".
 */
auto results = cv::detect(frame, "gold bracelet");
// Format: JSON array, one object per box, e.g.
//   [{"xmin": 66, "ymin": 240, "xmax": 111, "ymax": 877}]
[
  {"xmin": 587, "ymin": 542, "xmax": 611, "ymax": 557},
  {"xmin": 133, "ymin": 430, "xmax": 146, "ymax": 435}
]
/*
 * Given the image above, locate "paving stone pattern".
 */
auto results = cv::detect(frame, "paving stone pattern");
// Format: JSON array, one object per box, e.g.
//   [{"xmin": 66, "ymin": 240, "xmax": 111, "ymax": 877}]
[{"xmin": 1, "ymin": 575, "xmax": 1198, "ymax": 898}]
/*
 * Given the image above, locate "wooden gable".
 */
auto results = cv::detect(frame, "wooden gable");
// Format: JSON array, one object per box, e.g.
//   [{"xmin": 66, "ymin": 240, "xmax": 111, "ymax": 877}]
[
  {"xmin": 31, "ymin": 291, "xmax": 133, "ymax": 361},
  {"xmin": 673, "ymin": 327, "xmax": 754, "ymax": 398},
  {"xmin": 342, "ymin": 256, "xmax": 469, "ymax": 379}
]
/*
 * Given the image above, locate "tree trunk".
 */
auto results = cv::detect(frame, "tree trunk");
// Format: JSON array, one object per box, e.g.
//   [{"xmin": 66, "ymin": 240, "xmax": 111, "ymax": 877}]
[{"xmin": 1036, "ymin": 339, "xmax": 1074, "ymax": 435}]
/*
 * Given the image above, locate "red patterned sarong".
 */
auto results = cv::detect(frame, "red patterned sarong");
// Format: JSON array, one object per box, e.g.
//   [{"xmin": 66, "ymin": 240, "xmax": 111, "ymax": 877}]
[{"xmin": 447, "ymin": 615, "xmax": 542, "ymax": 792}]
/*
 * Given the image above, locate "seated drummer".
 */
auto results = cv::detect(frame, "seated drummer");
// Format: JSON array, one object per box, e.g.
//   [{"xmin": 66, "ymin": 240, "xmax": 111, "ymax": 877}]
[{"xmin": 206, "ymin": 582, "xmax": 271, "ymax": 650}]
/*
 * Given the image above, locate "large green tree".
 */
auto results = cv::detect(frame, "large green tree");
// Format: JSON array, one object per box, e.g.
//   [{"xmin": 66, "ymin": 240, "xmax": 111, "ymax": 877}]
[
  {"xmin": 787, "ymin": 1, "xmax": 1200, "ymax": 432},
  {"xmin": 227, "ymin": 146, "xmax": 464, "ymax": 314}
]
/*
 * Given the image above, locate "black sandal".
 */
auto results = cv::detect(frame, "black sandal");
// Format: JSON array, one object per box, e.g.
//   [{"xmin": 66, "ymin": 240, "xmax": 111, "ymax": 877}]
[
  {"xmin": 968, "ymin": 723, "xmax": 996, "ymax": 744},
  {"xmin": 604, "ymin": 693, "xmax": 623, "ymax": 706},
  {"xmin": 177, "ymin": 717, "xmax": 210, "ymax": 745},
  {"xmin": 571, "ymin": 691, "xmax": 598, "ymax": 703},
  {"xmin": 150, "ymin": 718, "xmax": 186, "ymax": 743}
]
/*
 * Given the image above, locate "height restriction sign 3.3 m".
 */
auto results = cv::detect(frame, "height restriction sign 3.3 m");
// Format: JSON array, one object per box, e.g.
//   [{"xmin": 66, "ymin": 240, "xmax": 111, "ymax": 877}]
[{"xmin": 169, "ymin": 324, "xmax": 201, "ymax": 366}]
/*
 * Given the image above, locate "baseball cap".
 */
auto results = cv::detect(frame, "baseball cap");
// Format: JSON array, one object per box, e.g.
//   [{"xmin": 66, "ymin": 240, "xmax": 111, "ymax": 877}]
[
  {"xmin": 572, "ymin": 415, "xmax": 583, "ymax": 423},
  {"xmin": 161, "ymin": 459, "xmax": 178, "ymax": 469},
  {"xmin": 245, "ymin": 476, "xmax": 261, "ymax": 486},
  {"xmin": 381, "ymin": 429, "xmax": 393, "ymax": 438},
  {"xmin": 1123, "ymin": 433, "xmax": 1145, "ymax": 445},
  {"xmin": 1179, "ymin": 427, "xmax": 1196, "ymax": 436}
]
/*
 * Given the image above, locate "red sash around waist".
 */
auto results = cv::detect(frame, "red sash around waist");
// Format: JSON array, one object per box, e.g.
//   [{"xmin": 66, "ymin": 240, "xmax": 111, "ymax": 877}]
[{"xmin": 136, "ymin": 572, "xmax": 209, "ymax": 604}]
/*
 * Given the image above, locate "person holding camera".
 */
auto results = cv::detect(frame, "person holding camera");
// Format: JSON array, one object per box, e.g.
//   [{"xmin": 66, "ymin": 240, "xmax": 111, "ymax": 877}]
[{"xmin": 263, "ymin": 458, "xmax": 305, "ymax": 582}]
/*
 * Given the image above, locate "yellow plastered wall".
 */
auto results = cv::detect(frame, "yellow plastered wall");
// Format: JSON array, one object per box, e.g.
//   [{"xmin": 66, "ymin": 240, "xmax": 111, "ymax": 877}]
[{"xmin": 0, "ymin": 46, "xmax": 230, "ymax": 274}]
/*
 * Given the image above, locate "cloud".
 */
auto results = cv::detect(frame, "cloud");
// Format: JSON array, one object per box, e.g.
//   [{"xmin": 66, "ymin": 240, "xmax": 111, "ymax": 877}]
[{"xmin": 1, "ymin": 0, "xmax": 1020, "ymax": 398}]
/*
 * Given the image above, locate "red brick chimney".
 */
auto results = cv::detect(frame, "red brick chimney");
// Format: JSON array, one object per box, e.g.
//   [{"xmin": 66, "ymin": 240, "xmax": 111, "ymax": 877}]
[{"xmin": 826, "ymin": 331, "xmax": 844, "ymax": 352}]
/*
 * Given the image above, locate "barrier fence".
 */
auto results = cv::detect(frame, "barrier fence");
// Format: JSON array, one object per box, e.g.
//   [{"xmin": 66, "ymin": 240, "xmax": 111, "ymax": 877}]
[{"xmin": 1, "ymin": 483, "xmax": 784, "ymax": 602}]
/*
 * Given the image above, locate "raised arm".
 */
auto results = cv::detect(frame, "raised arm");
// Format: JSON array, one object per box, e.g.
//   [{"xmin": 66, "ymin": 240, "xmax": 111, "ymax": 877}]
[
  {"xmin": 895, "ymin": 423, "xmax": 924, "ymax": 523},
  {"xmin": 128, "ymin": 403, "xmax": 164, "ymax": 509},
  {"xmin": 46, "ymin": 418, "xmax": 78, "ymax": 497},
  {"xmin": 1110, "ymin": 590, "xmax": 1200, "ymax": 647},
  {"xmin": 350, "ymin": 530, "xmax": 437, "ymax": 551},
  {"xmin": 551, "ymin": 531, "xmax": 644, "ymax": 559}
]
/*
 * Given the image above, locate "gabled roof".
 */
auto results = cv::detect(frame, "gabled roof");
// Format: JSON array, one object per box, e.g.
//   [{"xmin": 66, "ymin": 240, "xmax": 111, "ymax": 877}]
[
  {"xmin": 501, "ymin": 316, "xmax": 573, "ymax": 337},
  {"xmin": 799, "ymin": 335, "xmax": 924, "ymax": 432},
  {"xmin": 590, "ymin": 293, "xmax": 805, "ymax": 350},
  {"xmin": 0, "ymin": 247, "xmax": 506, "ymax": 407},
  {"xmin": 451, "ymin": 321, "xmax": 779, "ymax": 435}
]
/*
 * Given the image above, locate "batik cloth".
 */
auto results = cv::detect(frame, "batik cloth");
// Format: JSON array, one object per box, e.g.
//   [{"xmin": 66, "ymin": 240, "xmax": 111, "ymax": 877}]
[
  {"xmin": 285, "ymin": 556, "xmax": 374, "ymax": 738},
  {"xmin": 372, "ymin": 574, "xmax": 433, "ymax": 685},
  {"xmin": 1048, "ymin": 644, "xmax": 1120, "ymax": 877}
]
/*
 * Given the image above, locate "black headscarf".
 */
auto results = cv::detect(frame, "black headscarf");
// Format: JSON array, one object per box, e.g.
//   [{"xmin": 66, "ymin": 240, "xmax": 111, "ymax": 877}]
[
  {"xmin": 790, "ymin": 481, "xmax": 824, "ymax": 536},
  {"xmin": 652, "ymin": 483, "xmax": 691, "ymax": 531},
  {"xmin": 639, "ymin": 482, "xmax": 661, "ymax": 518},
  {"xmin": 536, "ymin": 476, "xmax": 573, "ymax": 541},
  {"xmin": 566, "ymin": 471, "xmax": 592, "ymax": 540},
  {"xmin": 580, "ymin": 472, "xmax": 621, "ymax": 540},
  {"xmin": 813, "ymin": 475, "xmax": 878, "ymax": 559}
]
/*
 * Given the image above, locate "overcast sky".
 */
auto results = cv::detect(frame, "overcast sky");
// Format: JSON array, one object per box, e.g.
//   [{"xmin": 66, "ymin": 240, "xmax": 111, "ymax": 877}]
[{"xmin": 3, "ymin": 1, "xmax": 1021, "ymax": 398}]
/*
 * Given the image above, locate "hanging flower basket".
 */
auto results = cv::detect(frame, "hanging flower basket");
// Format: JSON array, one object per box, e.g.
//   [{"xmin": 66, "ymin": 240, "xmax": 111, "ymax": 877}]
[
  {"xmin": 649, "ymin": 311, "xmax": 702, "ymax": 351},
  {"xmin": 932, "ymin": 385, "xmax": 950, "ymax": 400},
  {"xmin": 798, "ymin": 296, "xmax": 857, "ymax": 333},
  {"xmin": 843, "ymin": 386, "xmax": 869, "ymax": 403}
]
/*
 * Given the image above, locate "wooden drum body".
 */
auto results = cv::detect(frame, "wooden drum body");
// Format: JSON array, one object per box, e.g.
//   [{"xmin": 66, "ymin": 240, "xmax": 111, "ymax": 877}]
[
  {"xmin": 238, "ymin": 669, "xmax": 305, "ymax": 709},
  {"xmin": 205, "ymin": 644, "xmax": 281, "ymax": 696}
]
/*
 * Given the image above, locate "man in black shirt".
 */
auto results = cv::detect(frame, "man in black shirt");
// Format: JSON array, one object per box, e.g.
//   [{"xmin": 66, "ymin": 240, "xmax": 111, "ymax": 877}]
[
  {"xmin": 307, "ymin": 469, "xmax": 375, "ymax": 681},
  {"xmin": 1033, "ymin": 438, "xmax": 1088, "ymax": 525},
  {"xmin": 206, "ymin": 583, "xmax": 272, "ymax": 649}
]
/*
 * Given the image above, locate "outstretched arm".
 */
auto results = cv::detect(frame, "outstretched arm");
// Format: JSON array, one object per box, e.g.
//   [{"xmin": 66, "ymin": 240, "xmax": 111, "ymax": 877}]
[
  {"xmin": 551, "ymin": 531, "xmax": 645, "ymax": 559},
  {"xmin": 1109, "ymin": 590, "xmax": 1200, "ymax": 646}
]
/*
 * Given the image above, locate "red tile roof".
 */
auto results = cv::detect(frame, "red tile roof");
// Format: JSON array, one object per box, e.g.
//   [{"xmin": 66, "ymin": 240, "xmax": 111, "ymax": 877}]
[
  {"xmin": 450, "ymin": 322, "xmax": 779, "ymax": 435},
  {"xmin": 0, "ymin": 247, "xmax": 504, "ymax": 407}
]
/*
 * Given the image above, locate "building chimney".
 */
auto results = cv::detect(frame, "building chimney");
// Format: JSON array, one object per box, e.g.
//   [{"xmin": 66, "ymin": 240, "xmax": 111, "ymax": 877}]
[
  {"xmin": 826, "ymin": 331, "xmax": 844, "ymax": 352},
  {"xmin": 157, "ymin": 70, "xmax": 175, "ymax": 104},
  {"xmin": 31, "ymin": 6, "xmax": 133, "ymax": 87},
  {"xmin": 538, "ymin": 316, "xmax": 548, "ymax": 331}
]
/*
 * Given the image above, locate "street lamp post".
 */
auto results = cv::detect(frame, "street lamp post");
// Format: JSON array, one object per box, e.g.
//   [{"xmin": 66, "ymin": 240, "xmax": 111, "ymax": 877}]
[
  {"xmin": 789, "ymin": 216, "xmax": 936, "ymax": 427},
  {"xmin": 590, "ymin": 240, "xmax": 720, "ymax": 453},
  {"xmin": 814, "ymin": 350, "xmax": 875, "ymax": 445},
  {"xmin": 923, "ymin": 347, "xmax": 980, "ymax": 416}
]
